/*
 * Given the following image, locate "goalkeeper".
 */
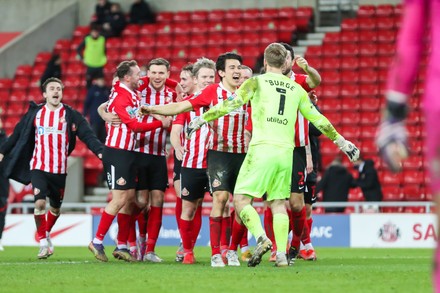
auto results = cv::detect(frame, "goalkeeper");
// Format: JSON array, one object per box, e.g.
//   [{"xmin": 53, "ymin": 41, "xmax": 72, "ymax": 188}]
[{"xmin": 140, "ymin": 43, "xmax": 360, "ymax": 267}]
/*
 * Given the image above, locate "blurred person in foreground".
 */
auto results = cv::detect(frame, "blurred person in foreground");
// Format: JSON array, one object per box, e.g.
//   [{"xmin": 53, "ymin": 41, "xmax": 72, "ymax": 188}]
[
  {"xmin": 0, "ymin": 109, "xmax": 8, "ymax": 251},
  {"xmin": 374, "ymin": 1, "xmax": 439, "ymax": 289}
]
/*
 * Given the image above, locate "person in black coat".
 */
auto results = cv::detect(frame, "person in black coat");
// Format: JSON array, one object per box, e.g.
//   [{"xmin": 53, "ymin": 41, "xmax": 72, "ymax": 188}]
[
  {"xmin": 129, "ymin": 0, "xmax": 156, "ymax": 24},
  {"xmin": 316, "ymin": 155, "xmax": 356, "ymax": 213},
  {"xmin": 102, "ymin": 3, "xmax": 126, "ymax": 38},
  {"xmin": 83, "ymin": 75, "xmax": 110, "ymax": 143},
  {"xmin": 94, "ymin": 0, "xmax": 113, "ymax": 25},
  {"xmin": 353, "ymin": 157, "xmax": 383, "ymax": 202},
  {"xmin": 0, "ymin": 78, "xmax": 103, "ymax": 259},
  {"xmin": 0, "ymin": 112, "xmax": 9, "ymax": 251},
  {"xmin": 40, "ymin": 53, "xmax": 62, "ymax": 91}
]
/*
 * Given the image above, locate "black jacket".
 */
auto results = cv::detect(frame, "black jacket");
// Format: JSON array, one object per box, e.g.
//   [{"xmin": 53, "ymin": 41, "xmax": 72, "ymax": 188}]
[
  {"xmin": 129, "ymin": 0, "xmax": 156, "ymax": 24},
  {"xmin": 0, "ymin": 102, "xmax": 103, "ymax": 184},
  {"xmin": 0, "ymin": 129, "xmax": 9, "ymax": 205},
  {"xmin": 83, "ymin": 84, "xmax": 110, "ymax": 125},
  {"xmin": 317, "ymin": 163, "xmax": 356, "ymax": 202},
  {"xmin": 355, "ymin": 159, "xmax": 383, "ymax": 201}
]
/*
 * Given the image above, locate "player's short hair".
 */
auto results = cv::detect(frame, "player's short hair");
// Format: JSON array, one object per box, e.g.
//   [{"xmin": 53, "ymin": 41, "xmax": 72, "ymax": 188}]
[
  {"xmin": 280, "ymin": 42, "xmax": 295, "ymax": 59},
  {"xmin": 239, "ymin": 65, "xmax": 253, "ymax": 74},
  {"xmin": 116, "ymin": 60, "xmax": 138, "ymax": 79},
  {"xmin": 216, "ymin": 52, "xmax": 242, "ymax": 77},
  {"xmin": 42, "ymin": 77, "xmax": 64, "ymax": 92},
  {"xmin": 264, "ymin": 43, "xmax": 288, "ymax": 68},
  {"xmin": 193, "ymin": 57, "xmax": 216, "ymax": 78},
  {"xmin": 181, "ymin": 63, "xmax": 194, "ymax": 76},
  {"xmin": 147, "ymin": 58, "xmax": 170, "ymax": 71}
]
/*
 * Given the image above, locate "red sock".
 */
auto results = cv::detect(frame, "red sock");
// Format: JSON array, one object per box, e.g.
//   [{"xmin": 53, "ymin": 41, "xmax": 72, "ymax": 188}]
[
  {"xmin": 209, "ymin": 216, "xmax": 222, "ymax": 256},
  {"xmin": 240, "ymin": 227, "xmax": 249, "ymax": 248},
  {"xmin": 46, "ymin": 211, "xmax": 59, "ymax": 233},
  {"xmin": 34, "ymin": 214, "xmax": 47, "ymax": 241},
  {"xmin": 137, "ymin": 210, "xmax": 148, "ymax": 238},
  {"xmin": 264, "ymin": 208, "xmax": 277, "ymax": 251},
  {"xmin": 290, "ymin": 207, "xmax": 306, "ymax": 249},
  {"xmin": 95, "ymin": 211, "xmax": 116, "ymax": 241},
  {"xmin": 192, "ymin": 205, "xmax": 202, "ymax": 248},
  {"xmin": 220, "ymin": 216, "xmax": 231, "ymax": 251},
  {"xmin": 229, "ymin": 218, "xmax": 246, "ymax": 251},
  {"xmin": 117, "ymin": 213, "xmax": 131, "ymax": 246},
  {"xmin": 128, "ymin": 213, "xmax": 138, "ymax": 247},
  {"xmin": 179, "ymin": 218, "xmax": 193, "ymax": 253},
  {"xmin": 301, "ymin": 217, "xmax": 313, "ymax": 245},
  {"xmin": 146, "ymin": 206, "xmax": 162, "ymax": 253},
  {"xmin": 175, "ymin": 197, "xmax": 182, "ymax": 230}
]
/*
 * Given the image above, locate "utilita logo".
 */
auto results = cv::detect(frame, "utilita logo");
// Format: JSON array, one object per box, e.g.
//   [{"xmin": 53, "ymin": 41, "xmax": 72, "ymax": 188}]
[
  {"xmin": 378, "ymin": 221, "xmax": 401, "ymax": 242},
  {"xmin": 34, "ymin": 222, "xmax": 83, "ymax": 242}
]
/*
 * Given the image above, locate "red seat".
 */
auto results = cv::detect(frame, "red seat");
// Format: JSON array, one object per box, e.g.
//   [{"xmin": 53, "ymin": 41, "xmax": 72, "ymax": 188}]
[
  {"xmin": 340, "ymin": 111, "xmax": 360, "ymax": 125},
  {"xmin": 319, "ymin": 84, "xmax": 340, "ymax": 98},
  {"xmin": 260, "ymin": 8, "xmax": 278, "ymax": 20},
  {"xmin": 319, "ymin": 139, "xmax": 339, "ymax": 155},
  {"xmin": 11, "ymin": 77, "xmax": 30, "ymax": 89},
  {"xmin": 359, "ymin": 112, "xmax": 380, "ymax": 125},
  {"xmin": 376, "ymin": 17, "xmax": 396, "ymax": 30},
  {"xmin": 376, "ymin": 4, "xmax": 395, "ymax": 17},
  {"xmin": 340, "ymin": 31, "xmax": 358, "ymax": 43},
  {"xmin": 73, "ymin": 25, "xmax": 90, "ymax": 38},
  {"xmin": 139, "ymin": 24, "xmax": 157, "ymax": 36},
  {"xmin": 207, "ymin": 10, "xmax": 225, "ymax": 21},
  {"xmin": 156, "ymin": 11, "xmax": 173, "ymax": 23},
  {"xmin": 402, "ymin": 170, "xmax": 425, "ymax": 185},
  {"xmin": 242, "ymin": 20, "xmax": 262, "ymax": 33},
  {"xmin": 382, "ymin": 186, "xmax": 403, "ymax": 201},
  {"xmin": 341, "ymin": 18, "xmax": 358, "ymax": 31},
  {"xmin": 242, "ymin": 32, "xmax": 260, "ymax": 45},
  {"xmin": 404, "ymin": 206, "xmax": 426, "ymax": 213},
  {"xmin": 277, "ymin": 20, "xmax": 297, "ymax": 43},
  {"xmin": 190, "ymin": 10, "xmax": 208, "ymax": 22},
  {"xmin": 348, "ymin": 188, "xmax": 364, "ymax": 201},
  {"xmin": 358, "ymin": 5, "xmax": 376, "ymax": 18},
  {"xmin": 305, "ymin": 46, "xmax": 322, "ymax": 58},
  {"xmin": 408, "ymin": 139, "xmax": 423, "ymax": 155},
  {"xmin": 106, "ymin": 38, "xmax": 120, "ymax": 49},
  {"xmin": 323, "ymin": 32, "xmax": 340, "ymax": 44},
  {"xmin": 358, "ymin": 69, "xmax": 378, "ymax": 83},
  {"xmin": 377, "ymin": 43, "xmax": 395, "ymax": 56},
  {"xmin": 242, "ymin": 8, "xmax": 261, "ymax": 20},
  {"xmin": 278, "ymin": 7, "xmax": 296, "ymax": 19},
  {"xmin": 15, "ymin": 65, "xmax": 33, "ymax": 77},
  {"xmin": 188, "ymin": 34, "xmax": 207, "ymax": 48},
  {"xmin": 358, "ymin": 18, "xmax": 376, "ymax": 30},
  {"xmin": 359, "ymin": 56, "xmax": 377, "ymax": 70},
  {"xmin": 340, "ymin": 56, "xmax": 358, "ymax": 70},
  {"xmin": 188, "ymin": 47, "xmax": 206, "ymax": 60},
  {"xmin": 207, "ymin": 20, "xmax": 225, "ymax": 33},
  {"xmin": 34, "ymin": 52, "xmax": 52, "ymax": 65},
  {"xmin": 320, "ymin": 99, "xmax": 341, "ymax": 112},
  {"xmin": 207, "ymin": 32, "xmax": 225, "ymax": 47},
  {"xmin": 54, "ymin": 39, "xmax": 71, "ymax": 52},
  {"xmin": 66, "ymin": 63, "xmax": 84, "ymax": 76},
  {"xmin": 224, "ymin": 9, "xmax": 242, "ymax": 21},
  {"xmin": 173, "ymin": 11, "xmax": 191, "ymax": 23},
  {"xmin": 341, "ymin": 125, "xmax": 361, "ymax": 141},
  {"xmin": 172, "ymin": 34, "xmax": 191, "ymax": 47},
  {"xmin": 122, "ymin": 24, "xmax": 140, "ymax": 37},
  {"xmin": 381, "ymin": 170, "xmax": 403, "ymax": 186},
  {"xmin": 403, "ymin": 185, "xmax": 426, "ymax": 201},
  {"xmin": 63, "ymin": 76, "xmax": 84, "ymax": 88},
  {"xmin": 382, "ymin": 207, "xmax": 404, "ymax": 213},
  {"xmin": 340, "ymin": 83, "xmax": 360, "ymax": 96},
  {"xmin": 156, "ymin": 23, "xmax": 173, "ymax": 35},
  {"xmin": 155, "ymin": 34, "xmax": 173, "ymax": 47},
  {"xmin": 341, "ymin": 97, "xmax": 360, "ymax": 111},
  {"xmin": 358, "ymin": 31, "xmax": 377, "ymax": 43},
  {"xmin": 173, "ymin": 22, "xmax": 192, "ymax": 35},
  {"xmin": 359, "ymin": 84, "xmax": 380, "ymax": 98},
  {"xmin": 32, "ymin": 63, "xmax": 47, "ymax": 78},
  {"xmin": 377, "ymin": 30, "xmax": 396, "ymax": 43},
  {"xmin": 155, "ymin": 47, "xmax": 173, "ymax": 60},
  {"xmin": 360, "ymin": 140, "xmax": 378, "ymax": 156},
  {"xmin": 260, "ymin": 19, "xmax": 278, "ymax": 32},
  {"xmin": 360, "ymin": 125, "xmax": 377, "ymax": 139},
  {"xmin": 359, "ymin": 43, "xmax": 377, "ymax": 57},
  {"xmin": 321, "ymin": 58, "xmax": 340, "ymax": 71},
  {"xmin": 191, "ymin": 24, "xmax": 209, "ymax": 35},
  {"xmin": 340, "ymin": 43, "xmax": 359, "ymax": 56},
  {"xmin": 322, "ymin": 43, "xmax": 341, "ymax": 57},
  {"xmin": 137, "ymin": 36, "xmax": 155, "ymax": 50}
]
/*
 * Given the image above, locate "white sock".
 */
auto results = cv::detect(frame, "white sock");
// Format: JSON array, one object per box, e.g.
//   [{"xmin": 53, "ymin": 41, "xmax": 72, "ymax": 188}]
[
  {"xmin": 93, "ymin": 238, "xmax": 103, "ymax": 244},
  {"xmin": 300, "ymin": 242, "xmax": 305, "ymax": 250},
  {"xmin": 305, "ymin": 243, "xmax": 314, "ymax": 250},
  {"xmin": 40, "ymin": 239, "xmax": 48, "ymax": 247},
  {"xmin": 240, "ymin": 246, "xmax": 249, "ymax": 253}
]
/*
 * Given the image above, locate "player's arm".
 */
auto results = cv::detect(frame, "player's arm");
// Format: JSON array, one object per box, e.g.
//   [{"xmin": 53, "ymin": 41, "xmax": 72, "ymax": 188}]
[
  {"xmin": 170, "ymin": 116, "xmax": 186, "ymax": 161},
  {"xmin": 202, "ymin": 78, "xmax": 256, "ymax": 122},
  {"xmin": 141, "ymin": 100, "xmax": 193, "ymax": 116},
  {"xmin": 295, "ymin": 56, "xmax": 321, "ymax": 88},
  {"xmin": 98, "ymin": 102, "xmax": 122, "ymax": 125}
]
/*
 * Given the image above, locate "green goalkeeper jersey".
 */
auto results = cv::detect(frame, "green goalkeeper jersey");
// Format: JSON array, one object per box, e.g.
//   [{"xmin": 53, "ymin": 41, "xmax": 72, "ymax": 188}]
[{"xmin": 202, "ymin": 72, "xmax": 341, "ymax": 148}]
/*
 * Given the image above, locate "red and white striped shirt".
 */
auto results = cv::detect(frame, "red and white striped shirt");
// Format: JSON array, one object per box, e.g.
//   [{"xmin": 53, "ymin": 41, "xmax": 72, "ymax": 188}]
[
  {"xmin": 291, "ymin": 73, "xmax": 311, "ymax": 147},
  {"xmin": 105, "ymin": 82, "xmax": 141, "ymax": 151},
  {"xmin": 30, "ymin": 104, "xmax": 69, "ymax": 174},
  {"xmin": 189, "ymin": 83, "xmax": 247, "ymax": 154},
  {"xmin": 137, "ymin": 81, "xmax": 177, "ymax": 156},
  {"xmin": 173, "ymin": 104, "xmax": 210, "ymax": 169}
]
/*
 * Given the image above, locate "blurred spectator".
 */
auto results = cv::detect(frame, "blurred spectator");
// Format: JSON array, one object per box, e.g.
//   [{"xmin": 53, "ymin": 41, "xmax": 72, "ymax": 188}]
[
  {"xmin": 129, "ymin": 0, "xmax": 156, "ymax": 24},
  {"xmin": 102, "ymin": 3, "xmax": 127, "ymax": 38},
  {"xmin": 77, "ymin": 24, "xmax": 107, "ymax": 88},
  {"xmin": 353, "ymin": 157, "xmax": 383, "ymax": 204},
  {"xmin": 0, "ymin": 111, "xmax": 9, "ymax": 251},
  {"xmin": 316, "ymin": 155, "xmax": 356, "ymax": 213},
  {"xmin": 83, "ymin": 75, "xmax": 110, "ymax": 143},
  {"xmin": 40, "ymin": 53, "xmax": 62, "ymax": 91},
  {"xmin": 94, "ymin": 0, "xmax": 113, "ymax": 25}
]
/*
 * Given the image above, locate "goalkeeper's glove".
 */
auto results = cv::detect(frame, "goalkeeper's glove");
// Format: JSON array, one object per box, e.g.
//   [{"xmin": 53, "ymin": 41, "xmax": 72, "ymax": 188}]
[
  {"xmin": 334, "ymin": 136, "xmax": 360, "ymax": 162},
  {"xmin": 186, "ymin": 116, "xmax": 207, "ymax": 139},
  {"xmin": 376, "ymin": 92, "xmax": 409, "ymax": 173}
]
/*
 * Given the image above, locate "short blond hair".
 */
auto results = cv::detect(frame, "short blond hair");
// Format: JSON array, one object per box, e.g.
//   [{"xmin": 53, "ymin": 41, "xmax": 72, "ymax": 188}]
[
  {"xmin": 192, "ymin": 57, "xmax": 216, "ymax": 78},
  {"xmin": 264, "ymin": 43, "xmax": 288, "ymax": 68}
]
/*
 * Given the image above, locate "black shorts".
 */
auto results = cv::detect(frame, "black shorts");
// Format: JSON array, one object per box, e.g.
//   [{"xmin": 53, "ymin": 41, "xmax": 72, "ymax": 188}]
[
  {"xmin": 304, "ymin": 170, "xmax": 317, "ymax": 205},
  {"xmin": 173, "ymin": 150, "xmax": 182, "ymax": 182},
  {"xmin": 180, "ymin": 167, "xmax": 209, "ymax": 201},
  {"xmin": 102, "ymin": 146, "xmax": 137, "ymax": 190},
  {"xmin": 135, "ymin": 152, "xmax": 168, "ymax": 191},
  {"xmin": 31, "ymin": 170, "xmax": 67, "ymax": 208},
  {"xmin": 291, "ymin": 147, "xmax": 306, "ymax": 193},
  {"xmin": 207, "ymin": 150, "xmax": 246, "ymax": 194}
]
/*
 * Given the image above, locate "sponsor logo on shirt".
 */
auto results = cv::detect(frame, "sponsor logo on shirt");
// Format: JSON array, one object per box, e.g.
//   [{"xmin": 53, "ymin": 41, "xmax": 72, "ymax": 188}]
[
  {"xmin": 126, "ymin": 106, "xmax": 137, "ymax": 118},
  {"xmin": 266, "ymin": 116, "xmax": 289, "ymax": 125},
  {"xmin": 37, "ymin": 126, "xmax": 65, "ymax": 135}
]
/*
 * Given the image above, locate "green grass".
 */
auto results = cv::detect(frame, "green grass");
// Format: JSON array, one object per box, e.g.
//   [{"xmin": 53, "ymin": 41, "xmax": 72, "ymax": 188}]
[{"xmin": 0, "ymin": 247, "xmax": 432, "ymax": 293}]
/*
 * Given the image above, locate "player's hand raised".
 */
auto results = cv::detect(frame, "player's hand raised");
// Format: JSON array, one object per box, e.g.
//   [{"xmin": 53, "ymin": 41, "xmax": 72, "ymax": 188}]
[{"xmin": 186, "ymin": 116, "xmax": 207, "ymax": 139}]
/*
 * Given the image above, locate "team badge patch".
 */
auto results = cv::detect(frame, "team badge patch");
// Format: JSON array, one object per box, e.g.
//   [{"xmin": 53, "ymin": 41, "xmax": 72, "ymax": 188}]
[
  {"xmin": 212, "ymin": 179, "xmax": 221, "ymax": 188},
  {"xmin": 34, "ymin": 188, "xmax": 40, "ymax": 195},
  {"xmin": 181, "ymin": 188, "xmax": 189, "ymax": 196},
  {"xmin": 126, "ymin": 106, "xmax": 137, "ymax": 118},
  {"xmin": 116, "ymin": 177, "xmax": 127, "ymax": 186}
]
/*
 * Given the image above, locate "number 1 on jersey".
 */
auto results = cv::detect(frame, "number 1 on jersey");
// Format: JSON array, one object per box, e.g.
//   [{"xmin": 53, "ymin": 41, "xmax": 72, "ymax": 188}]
[{"xmin": 276, "ymin": 87, "xmax": 286, "ymax": 115}]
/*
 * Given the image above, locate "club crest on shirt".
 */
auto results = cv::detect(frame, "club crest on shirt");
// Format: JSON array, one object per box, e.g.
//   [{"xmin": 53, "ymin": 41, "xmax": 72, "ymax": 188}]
[
  {"xmin": 34, "ymin": 188, "xmax": 40, "ymax": 195},
  {"xmin": 193, "ymin": 91, "xmax": 201, "ymax": 98},
  {"xmin": 212, "ymin": 179, "xmax": 221, "ymax": 188},
  {"xmin": 116, "ymin": 177, "xmax": 126, "ymax": 186},
  {"xmin": 181, "ymin": 188, "xmax": 189, "ymax": 197},
  {"xmin": 139, "ymin": 80, "xmax": 144, "ymax": 86},
  {"xmin": 59, "ymin": 117, "xmax": 66, "ymax": 123},
  {"xmin": 126, "ymin": 106, "xmax": 137, "ymax": 118}
]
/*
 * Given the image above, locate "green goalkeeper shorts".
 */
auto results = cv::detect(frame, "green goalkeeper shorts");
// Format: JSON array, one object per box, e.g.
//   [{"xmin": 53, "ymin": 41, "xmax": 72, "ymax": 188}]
[{"xmin": 234, "ymin": 144, "xmax": 292, "ymax": 201}]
